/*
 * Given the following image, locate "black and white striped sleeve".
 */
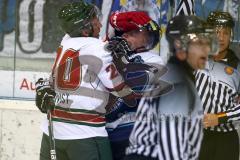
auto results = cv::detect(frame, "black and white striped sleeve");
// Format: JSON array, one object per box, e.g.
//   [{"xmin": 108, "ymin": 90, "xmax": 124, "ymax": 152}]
[
  {"xmin": 195, "ymin": 70, "xmax": 240, "ymax": 124},
  {"xmin": 224, "ymin": 105, "xmax": 240, "ymax": 122}
]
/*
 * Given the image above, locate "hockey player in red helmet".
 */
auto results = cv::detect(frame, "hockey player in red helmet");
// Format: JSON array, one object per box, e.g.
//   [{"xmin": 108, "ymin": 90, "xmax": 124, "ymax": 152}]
[{"xmin": 105, "ymin": 11, "xmax": 164, "ymax": 160}]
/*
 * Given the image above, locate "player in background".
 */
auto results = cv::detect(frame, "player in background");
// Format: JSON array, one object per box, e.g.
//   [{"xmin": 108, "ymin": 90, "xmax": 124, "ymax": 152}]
[
  {"xmin": 125, "ymin": 15, "xmax": 219, "ymax": 160},
  {"xmin": 105, "ymin": 11, "xmax": 164, "ymax": 160},
  {"xmin": 35, "ymin": 1, "xmax": 162, "ymax": 160},
  {"xmin": 196, "ymin": 11, "xmax": 240, "ymax": 160}
]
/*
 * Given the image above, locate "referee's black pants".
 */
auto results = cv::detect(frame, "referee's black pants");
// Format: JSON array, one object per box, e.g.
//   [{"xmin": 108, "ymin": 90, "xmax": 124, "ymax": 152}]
[
  {"xmin": 199, "ymin": 129, "xmax": 239, "ymax": 160},
  {"xmin": 124, "ymin": 154, "xmax": 158, "ymax": 160}
]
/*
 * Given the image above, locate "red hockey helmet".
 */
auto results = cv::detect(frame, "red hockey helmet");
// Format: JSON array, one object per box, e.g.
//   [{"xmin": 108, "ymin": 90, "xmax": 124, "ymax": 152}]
[{"xmin": 109, "ymin": 11, "xmax": 160, "ymax": 50}]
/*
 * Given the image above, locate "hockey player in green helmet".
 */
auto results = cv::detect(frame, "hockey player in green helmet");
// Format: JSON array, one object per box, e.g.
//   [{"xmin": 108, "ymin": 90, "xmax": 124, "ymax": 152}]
[{"xmin": 35, "ymin": 1, "xmax": 162, "ymax": 160}]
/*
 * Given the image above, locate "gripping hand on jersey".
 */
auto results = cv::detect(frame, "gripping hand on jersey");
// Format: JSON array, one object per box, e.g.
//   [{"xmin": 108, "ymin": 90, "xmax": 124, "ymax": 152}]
[
  {"xmin": 106, "ymin": 36, "xmax": 134, "ymax": 57},
  {"xmin": 106, "ymin": 36, "xmax": 136, "ymax": 72},
  {"xmin": 35, "ymin": 78, "xmax": 56, "ymax": 113}
]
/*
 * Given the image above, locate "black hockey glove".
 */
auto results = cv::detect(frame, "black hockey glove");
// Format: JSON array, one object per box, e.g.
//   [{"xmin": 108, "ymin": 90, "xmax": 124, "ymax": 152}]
[
  {"xmin": 106, "ymin": 36, "xmax": 136, "ymax": 72},
  {"xmin": 106, "ymin": 36, "xmax": 135, "ymax": 58},
  {"xmin": 35, "ymin": 78, "xmax": 56, "ymax": 113}
]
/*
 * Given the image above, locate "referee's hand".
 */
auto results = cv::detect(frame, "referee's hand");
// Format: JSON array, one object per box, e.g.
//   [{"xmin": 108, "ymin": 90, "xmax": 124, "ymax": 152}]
[{"xmin": 203, "ymin": 113, "xmax": 219, "ymax": 128}]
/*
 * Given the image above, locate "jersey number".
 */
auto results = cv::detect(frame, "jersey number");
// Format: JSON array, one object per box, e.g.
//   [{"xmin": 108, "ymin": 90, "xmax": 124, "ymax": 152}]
[{"xmin": 53, "ymin": 47, "xmax": 81, "ymax": 90}]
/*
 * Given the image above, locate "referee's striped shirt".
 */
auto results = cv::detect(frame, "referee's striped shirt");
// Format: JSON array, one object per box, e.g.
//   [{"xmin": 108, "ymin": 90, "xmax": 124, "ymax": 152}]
[
  {"xmin": 126, "ymin": 60, "xmax": 203, "ymax": 160},
  {"xmin": 195, "ymin": 56, "xmax": 240, "ymax": 132}
]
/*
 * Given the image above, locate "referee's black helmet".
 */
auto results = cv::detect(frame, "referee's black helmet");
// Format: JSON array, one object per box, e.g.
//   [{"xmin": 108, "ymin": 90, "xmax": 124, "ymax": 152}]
[
  {"xmin": 207, "ymin": 11, "xmax": 235, "ymax": 28},
  {"xmin": 166, "ymin": 15, "xmax": 218, "ymax": 55}
]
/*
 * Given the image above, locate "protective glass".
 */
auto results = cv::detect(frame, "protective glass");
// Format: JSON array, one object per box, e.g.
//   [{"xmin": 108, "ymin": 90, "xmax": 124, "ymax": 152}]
[
  {"xmin": 143, "ymin": 31, "xmax": 160, "ymax": 50},
  {"xmin": 180, "ymin": 32, "xmax": 219, "ymax": 56},
  {"xmin": 139, "ymin": 21, "xmax": 160, "ymax": 51}
]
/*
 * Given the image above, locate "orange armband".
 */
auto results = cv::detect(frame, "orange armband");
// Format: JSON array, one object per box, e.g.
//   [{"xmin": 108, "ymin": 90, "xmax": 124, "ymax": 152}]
[{"xmin": 217, "ymin": 112, "xmax": 228, "ymax": 124}]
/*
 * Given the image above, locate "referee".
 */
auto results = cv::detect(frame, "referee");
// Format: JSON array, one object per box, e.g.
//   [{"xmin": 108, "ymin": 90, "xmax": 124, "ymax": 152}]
[
  {"xmin": 196, "ymin": 11, "xmax": 240, "ymax": 160},
  {"xmin": 124, "ymin": 15, "xmax": 218, "ymax": 160}
]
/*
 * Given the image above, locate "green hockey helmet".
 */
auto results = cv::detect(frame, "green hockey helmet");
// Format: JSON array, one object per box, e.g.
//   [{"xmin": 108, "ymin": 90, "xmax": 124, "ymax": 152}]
[{"xmin": 58, "ymin": 1, "xmax": 102, "ymax": 37}]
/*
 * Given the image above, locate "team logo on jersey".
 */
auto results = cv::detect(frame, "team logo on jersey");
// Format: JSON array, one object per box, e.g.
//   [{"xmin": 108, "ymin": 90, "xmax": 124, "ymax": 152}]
[{"xmin": 224, "ymin": 66, "xmax": 234, "ymax": 75}]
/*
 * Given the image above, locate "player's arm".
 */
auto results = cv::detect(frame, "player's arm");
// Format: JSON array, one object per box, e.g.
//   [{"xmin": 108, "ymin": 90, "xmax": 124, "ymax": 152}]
[
  {"xmin": 98, "ymin": 61, "xmax": 137, "ymax": 98},
  {"xmin": 83, "ymin": 41, "xmax": 138, "ymax": 99}
]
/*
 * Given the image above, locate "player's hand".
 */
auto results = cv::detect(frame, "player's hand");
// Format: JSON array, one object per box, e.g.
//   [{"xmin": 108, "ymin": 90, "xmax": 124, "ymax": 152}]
[
  {"xmin": 106, "ymin": 36, "xmax": 136, "ymax": 73},
  {"xmin": 35, "ymin": 78, "xmax": 56, "ymax": 113},
  {"xmin": 106, "ymin": 36, "xmax": 134, "ymax": 58},
  {"xmin": 203, "ymin": 113, "xmax": 219, "ymax": 128}
]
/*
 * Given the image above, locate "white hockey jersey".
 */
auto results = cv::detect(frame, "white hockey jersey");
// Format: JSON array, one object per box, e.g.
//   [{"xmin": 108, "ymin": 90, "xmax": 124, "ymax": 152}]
[{"xmin": 41, "ymin": 34, "xmax": 126, "ymax": 140}]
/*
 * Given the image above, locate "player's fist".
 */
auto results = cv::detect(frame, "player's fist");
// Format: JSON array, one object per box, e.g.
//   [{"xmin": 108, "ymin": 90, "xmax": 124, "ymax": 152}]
[
  {"xmin": 106, "ymin": 36, "xmax": 136, "ymax": 75},
  {"xmin": 106, "ymin": 36, "xmax": 134, "ymax": 58},
  {"xmin": 35, "ymin": 78, "xmax": 56, "ymax": 113},
  {"xmin": 110, "ymin": 11, "xmax": 151, "ymax": 32}
]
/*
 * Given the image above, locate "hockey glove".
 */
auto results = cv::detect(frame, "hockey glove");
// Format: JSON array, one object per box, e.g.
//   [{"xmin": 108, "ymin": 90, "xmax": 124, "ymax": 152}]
[
  {"xmin": 107, "ymin": 36, "xmax": 135, "ymax": 58},
  {"xmin": 35, "ymin": 78, "xmax": 56, "ymax": 113},
  {"xmin": 106, "ymin": 36, "xmax": 135, "ymax": 72}
]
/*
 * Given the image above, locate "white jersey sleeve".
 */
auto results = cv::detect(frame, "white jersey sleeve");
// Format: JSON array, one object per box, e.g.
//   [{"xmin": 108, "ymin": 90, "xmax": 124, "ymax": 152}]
[{"xmin": 76, "ymin": 37, "xmax": 130, "ymax": 97}]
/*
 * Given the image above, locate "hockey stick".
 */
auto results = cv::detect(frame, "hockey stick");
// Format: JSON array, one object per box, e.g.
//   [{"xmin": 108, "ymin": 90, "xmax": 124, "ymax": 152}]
[
  {"xmin": 35, "ymin": 78, "xmax": 57, "ymax": 159},
  {"xmin": 47, "ymin": 98, "xmax": 57, "ymax": 160}
]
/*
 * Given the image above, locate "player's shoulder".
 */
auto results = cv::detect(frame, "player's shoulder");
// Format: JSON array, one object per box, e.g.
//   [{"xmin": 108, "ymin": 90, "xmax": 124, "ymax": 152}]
[
  {"xmin": 81, "ymin": 38, "xmax": 108, "ymax": 57},
  {"xmin": 61, "ymin": 34, "xmax": 108, "ymax": 56},
  {"xmin": 136, "ymin": 51, "xmax": 164, "ymax": 65},
  {"xmin": 208, "ymin": 59, "xmax": 240, "ymax": 78},
  {"xmin": 62, "ymin": 35, "xmax": 104, "ymax": 46},
  {"xmin": 83, "ymin": 37, "xmax": 105, "ymax": 46}
]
